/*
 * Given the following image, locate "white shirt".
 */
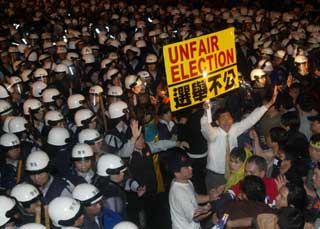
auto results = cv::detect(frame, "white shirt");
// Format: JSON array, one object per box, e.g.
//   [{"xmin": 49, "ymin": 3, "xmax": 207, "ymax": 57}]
[
  {"xmin": 201, "ymin": 106, "xmax": 268, "ymax": 174},
  {"xmin": 169, "ymin": 180, "xmax": 200, "ymax": 229}
]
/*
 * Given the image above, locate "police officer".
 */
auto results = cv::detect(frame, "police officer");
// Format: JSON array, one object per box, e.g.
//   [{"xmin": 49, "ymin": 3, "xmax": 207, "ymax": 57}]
[
  {"xmin": 69, "ymin": 143, "xmax": 96, "ymax": 184},
  {"xmin": 72, "ymin": 183, "xmax": 123, "ymax": 229},
  {"xmin": 104, "ymin": 101, "xmax": 141, "ymax": 158},
  {"xmin": 48, "ymin": 197, "xmax": 84, "ymax": 228},
  {"xmin": 0, "ymin": 195, "xmax": 21, "ymax": 228},
  {"xmin": 10, "ymin": 183, "xmax": 43, "ymax": 225},
  {"xmin": 25, "ymin": 150, "xmax": 73, "ymax": 205},
  {"xmin": 78, "ymin": 128, "xmax": 105, "ymax": 161},
  {"xmin": 44, "ymin": 127, "xmax": 74, "ymax": 177},
  {"xmin": 0, "ymin": 133, "xmax": 24, "ymax": 189},
  {"xmin": 94, "ymin": 154, "xmax": 146, "ymax": 218}
]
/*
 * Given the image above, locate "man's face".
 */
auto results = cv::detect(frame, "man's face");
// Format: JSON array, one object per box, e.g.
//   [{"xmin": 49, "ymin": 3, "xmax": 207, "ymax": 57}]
[
  {"xmin": 7, "ymin": 147, "xmax": 21, "ymax": 160},
  {"xmin": 245, "ymin": 162, "xmax": 264, "ymax": 178},
  {"xmin": 216, "ymin": 112, "xmax": 234, "ymax": 133},
  {"xmin": 312, "ymin": 167, "xmax": 320, "ymax": 189},
  {"xmin": 177, "ymin": 166, "xmax": 193, "ymax": 180},
  {"xmin": 110, "ymin": 171, "xmax": 125, "ymax": 183},
  {"xmin": 86, "ymin": 201, "xmax": 101, "ymax": 216},
  {"xmin": 298, "ymin": 62, "xmax": 309, "ymax": 74},
  {"xmin": 276, "ymin": 186, "xmax": 289, "ymax": 209},
  {"xmin": 30, "ymin": 172, "xmax": 49, "ymax": 187},
  {"xmin": 74, "ymin": 159, "xmax": 92, "ymax": 173},
  {"xmin": 311, "ymin": 120, "xmax": 320, "ymax": 134},
  {"xmin": 309, "ymin": 145, "xmax": 320, "ymax": 161}
]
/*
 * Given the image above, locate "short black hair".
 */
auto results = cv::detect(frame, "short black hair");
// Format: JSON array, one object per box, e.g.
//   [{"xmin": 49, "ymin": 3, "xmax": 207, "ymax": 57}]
[
  {"xmin": 296, "ymin": 93, "xmax": 315, "ymax": 112},
  {"xmin": 269, "ymin": 127, "xmax": 288, "ymax": 147},
  {"xmin": 286, "ymin": 182, "xmax": 307, "ymax": 210},
  {"xmin": 230, "ymin": 147, "xmax": 246, "ymax": 162},
  {"xmin": 240, "ymin": 175, "xmax": 266, "ymax": 202},
  {"xmin": 246, "ymin": 155, "xmax": 267, "ymax": 172},
  {"xmin": 158, "ymin": 104, "xmax": 171, "ymax": 116},
  {"xmin": 277, "ymin": 207, "xmax": 304, "ymax": 229},
  {"xmin": 281, "ymin": 111, "xmax": 300, "ymax": 131},
  {"xmin": 214, "ymin": 108, "xmax": 231, "ymax": 121},
  {"xmin": 310, "ymin": 134, "xmax": 320, "ymax": 145},
  {"xmin": 275, "ymin": 92, "xmax": 294, "ymax": 110}
]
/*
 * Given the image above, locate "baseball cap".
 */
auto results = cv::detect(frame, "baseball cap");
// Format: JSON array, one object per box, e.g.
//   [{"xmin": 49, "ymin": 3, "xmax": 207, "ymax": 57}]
[
  {"xmin": 308, "ymin": 114, "xmax": 320, "ymax": 122},
  {"xmin": 310, "ymin": 134, "xmax": 320, "ymax": 150},
  {"xmin": 169, "ymin": 151, "xmax": 191, "ymax": 173}
]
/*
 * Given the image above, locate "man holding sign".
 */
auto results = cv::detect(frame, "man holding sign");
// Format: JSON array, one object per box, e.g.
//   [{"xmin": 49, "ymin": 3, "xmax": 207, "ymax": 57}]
[{"xmin": 201, "ymin": 86, "xmax": 278, "ymax": 190}]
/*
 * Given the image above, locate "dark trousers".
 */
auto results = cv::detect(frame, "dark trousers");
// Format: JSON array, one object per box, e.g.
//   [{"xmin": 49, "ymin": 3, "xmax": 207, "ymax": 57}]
[
  {"xmin": 190, "ymin": 156, "xmax": 208, "ymax": 195},
  {"xmin": 205, "ymin": 170, "xmax": 226, "ymax": 191}
]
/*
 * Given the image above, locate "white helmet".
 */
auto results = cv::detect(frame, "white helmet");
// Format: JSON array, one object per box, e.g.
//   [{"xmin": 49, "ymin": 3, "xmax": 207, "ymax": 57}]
[
  {"xmin": 72, "ymin": 143, "xmax": 94, "ymax": 160},
  {"xmin": 82, "ymin": 54, "xmax": 95, "ymax": 64},
  {"xmin": 0, "ymin": 133, "xmax": 20, "ymax": 148},
  {"xmin": 107, "ymin": 86, "xmax": 123, "ymax": 97},
  {"xmin": 47, "ymin": 127, "xmax": 70, "ymax": 146},
  {"xmin": 113, "ymin": 221, "xmax": 138, "ymax": 229},
  {"xmin": 54, "ymin": 64, "xmax": 68, "ymax": 73},
  {"xmin": 66, "ymin": 52, "xmax": 80, "ymax": 61},
  {"xmin": 67, "ymin": 94, "xmax": 85, "ymax": 110},
  {"xmin": 0, "ymin": 196, "xmax": 17, "ymax": 227},
  {"xmin": 106, "ymin": 68, "xmax": 120, "ymax": 81},
  {"xmin": 25, "ymin": 150, "xmax": 50, "ymax": 173},
  {"xmin": 274, "ymin": 50, "xmax": 286, "ymax": 59},
  {"xmin": 89, "ymin": 85, "xmax": 103, "ymax": 95},
  {"xmin": 42, "ymin": 88, "xmax": 60, "ymax": 104},
  {"xmin": 107, "ymin": 101, "xmax": 128, "ymax": 119},
  {"xmin": 26, "ymin": 50, "xmax": 38, "ymax": 62},
  {"xmin": 107, "ymin": 52, "xmax": 118, "ymax": 61},
  {"xmin": 137, "ymin": 70, "xmax": 151, "ymax": 80},
  {"xmin": 81, "ymin": 46, "xmax": 92, "ymax": 56},
  {"xmin": 34, "ymin": 68, "xmax": 48, "ymax": 80},
  {"xmin": 74, "ymin": 109, "xmax": 95, "ymax": 127},
  {"xmin": 261, "ymin": 48, "xmax": 274, "ymax": 56},
  {"xmin": 136, "ymin": 40, "xmax": 147, "ymax": 48},
  {"xmin": 97, "ymin": 154, "xmax": 126, "ymax": 177},
  {"xmin": 10, "ymin": 183, "xmax": 40, "ymax": 205},
  {"xmin": 20, "ymin": 223, "xmax": 46, "ymax": 229},
  {"xmin": 38, "ymin": 53, "xmax": 51, "ymax": 62},
  {"xmin": 2, "ymin": 116, "xmax": 14, "ymax": 133},
  {"xmin": 100, "ymin": 58, "xmax": 113, "ymax": 69},
  {"xmin": 250, "ymin": 68, "xmax": 266, "ymax": 81},
  {"xmin": 44, "ymin": 110, "xmax": 64, "ymax": 126},
  {"xmin": 21, "ymin": 69, "xmax": 33, "ymax": 83},
  {"xmin": 145, "ymin": 53, "xmax": 157, "ymax": 64},
  {"xmin": 8, "ymin": 116, "xmax": 28, "ymax": 133},
  {"xmin": 23, "ymin": 98, "xmax": 42, "ymax": 115},
  {"xmin": 124, "ymin": 75, "xmax": 142, "ymax": 90},
  {"xmin": 78, "ymin": 128, "xmax": 102, "ymax": 145},
  {"xmin": 294, "ymin": 55, "xmax": 308, "ymax": 64},
  {"xmin": 31, "ymin": 81, "xmax": 47, "ymax": 98},
  {"xmin": 9, "ymin": 76, "xmax": 22, "ymax": 87},
  {"xmin": 0, "ymin": 100, "xmax": 13, "ymax": 116},
  {"xmin": 0, "ymin": 84, "xmax": 10, "ymax": 99},
  {"xmin": 258, "ymin": 59, "xmax": 273, "ymax": 73},
  {"xmin": 72, "ymin": 183, "xmax": 102, "ymax": 206},
  {"xmin": 134, "ymin": 32, "xmax": 144, "ymax": 41},
  {"xmin": 48, "ymin": 197, "xmax": 82, "ymax": 227}
]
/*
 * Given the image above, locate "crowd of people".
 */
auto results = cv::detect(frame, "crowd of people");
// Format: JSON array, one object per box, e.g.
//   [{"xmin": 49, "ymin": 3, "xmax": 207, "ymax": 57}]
[{"xmin": 0, "ymin": 0, "xmax": 320, "ymax": 228}]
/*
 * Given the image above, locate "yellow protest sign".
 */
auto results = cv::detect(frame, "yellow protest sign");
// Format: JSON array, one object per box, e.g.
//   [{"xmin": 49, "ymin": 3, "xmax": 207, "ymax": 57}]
[{"xmin": 163, "ymin": 27, "xmax": 239, "ymax": 111}]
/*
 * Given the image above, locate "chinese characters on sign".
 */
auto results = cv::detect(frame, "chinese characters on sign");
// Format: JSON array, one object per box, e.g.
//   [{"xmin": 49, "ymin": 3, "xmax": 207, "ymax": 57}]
[{"xmin": 163, "ymin": 28, "xmax": 239, "ymax": 111}]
